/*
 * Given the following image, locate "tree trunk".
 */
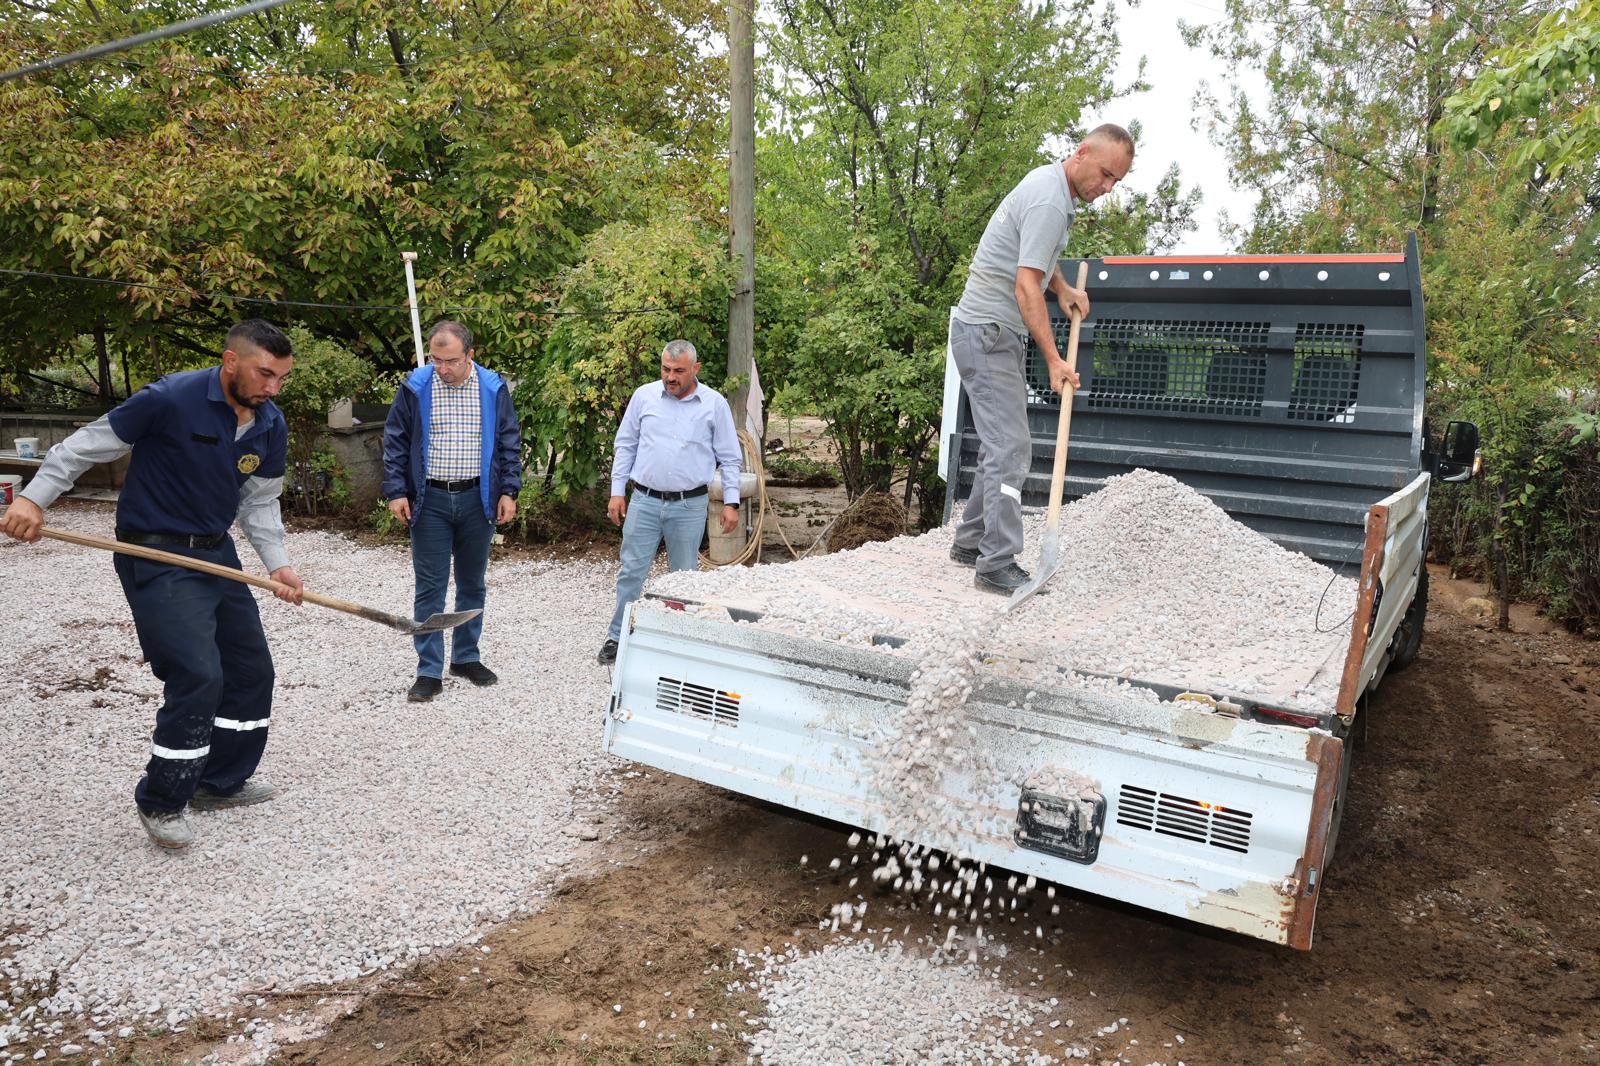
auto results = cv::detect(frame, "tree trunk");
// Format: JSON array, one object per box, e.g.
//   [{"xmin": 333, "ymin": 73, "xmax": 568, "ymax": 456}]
[{"xmin": 94, "ymin": 321, "xmax": 112, "ymax": 406}]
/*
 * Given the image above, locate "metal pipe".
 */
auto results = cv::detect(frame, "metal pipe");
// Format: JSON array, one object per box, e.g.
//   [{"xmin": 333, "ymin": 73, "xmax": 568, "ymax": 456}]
[{"xmin": 402, "ymin": 251, "xmax": 426, "ymax": 368}]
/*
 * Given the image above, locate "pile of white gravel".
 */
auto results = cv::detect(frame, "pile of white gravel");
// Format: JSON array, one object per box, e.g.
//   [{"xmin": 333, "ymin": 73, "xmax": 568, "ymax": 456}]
[
  {"xmin": 656, "ymin": 470, "xmax": 1358, "ymax": 712},
  {"xmin": 0, "ymin": 504, "xmax": 620, "ymax": 1060},
  {"xmin": 735, "ymin": 938, "xmax": 1067, "ymax": 1065}
]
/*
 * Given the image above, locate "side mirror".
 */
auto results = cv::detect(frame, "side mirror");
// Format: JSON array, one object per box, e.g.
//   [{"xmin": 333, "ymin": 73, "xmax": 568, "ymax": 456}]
[{"xmin": 1438, "ymin": 420, "xmax": 1480, "ymax": 483}]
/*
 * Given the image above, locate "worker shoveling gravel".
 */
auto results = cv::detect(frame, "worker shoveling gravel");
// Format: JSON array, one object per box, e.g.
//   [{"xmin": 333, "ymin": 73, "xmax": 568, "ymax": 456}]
[{"xmin": 0, "ymin": 504, "xmax": 621, "ymax": 1059}]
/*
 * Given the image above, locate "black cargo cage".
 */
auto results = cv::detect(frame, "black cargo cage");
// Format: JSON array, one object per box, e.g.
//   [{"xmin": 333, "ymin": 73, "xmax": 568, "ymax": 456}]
[{"xmin": 943, "ymin": 235, "xmax": 1430, "ymax": 566}]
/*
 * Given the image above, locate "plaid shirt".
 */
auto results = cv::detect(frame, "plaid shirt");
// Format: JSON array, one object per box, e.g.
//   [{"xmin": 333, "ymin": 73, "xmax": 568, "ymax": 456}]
[{"xmin": 426, "ymin": 364, "xmax": 482, "ymax": 480}]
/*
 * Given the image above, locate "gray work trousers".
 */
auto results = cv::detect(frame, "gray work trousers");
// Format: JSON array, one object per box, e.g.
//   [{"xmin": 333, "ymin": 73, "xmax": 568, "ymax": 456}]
[{"xmin": 949, "ymin": 316, "xmax": 1031, "ymax": 574}]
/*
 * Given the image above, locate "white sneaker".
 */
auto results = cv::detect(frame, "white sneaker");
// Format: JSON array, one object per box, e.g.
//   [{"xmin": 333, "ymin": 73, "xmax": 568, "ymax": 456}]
[
  {"xmin": 190, "ymin": 779, "xmax": 280, "ymax": 811},
  {"xmin": 138, "ymin": 806, "xmax": 194, "ymax": 849}
]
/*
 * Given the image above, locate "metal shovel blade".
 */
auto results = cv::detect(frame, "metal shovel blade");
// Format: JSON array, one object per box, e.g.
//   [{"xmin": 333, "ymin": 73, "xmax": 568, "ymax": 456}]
[
  {"xmin": 407, "ymin": 608, "xmax": 483, "ymax": 635},
  {"xmin": 1003, "ymin": 529, "xmax": 1062, "ymax": 614},
  {"xmin": 349, "ymin": 604, "xmax": 483, "ymax": 635}
]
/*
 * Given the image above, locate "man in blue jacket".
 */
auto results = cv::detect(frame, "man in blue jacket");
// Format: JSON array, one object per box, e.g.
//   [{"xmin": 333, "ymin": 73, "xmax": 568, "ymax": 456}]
[{"xmin": 382, "ymin": 321, "xmax": 522, "ymax": 702}]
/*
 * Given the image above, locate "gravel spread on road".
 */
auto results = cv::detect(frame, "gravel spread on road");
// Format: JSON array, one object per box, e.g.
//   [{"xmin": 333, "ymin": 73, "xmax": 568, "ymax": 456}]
[
  {"xmin": 656, "ymin": 470, "xmax": 1359, "ymax": 712},
  {"xmin": 0, "ymin": 505, "xmax": 619, "ymax": 1058},
  {"xmin": 736, "ymin": 937, "xmax": 1067, "ymax": 1065}
]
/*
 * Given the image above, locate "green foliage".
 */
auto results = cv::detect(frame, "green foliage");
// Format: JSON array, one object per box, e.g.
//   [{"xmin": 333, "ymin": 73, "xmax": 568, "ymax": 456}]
[
  {"xmin": 1192, "ymin": 0, "xmax": 1600, "ymax": 628},
  {"xmin": 1443, "ymin": 2, "xmax": 1600, "ymax": 177},
  {"xmin": 759, "ymin": 0, "xmax": 1196, "ymax": 524},
  {"xmin": 0, "ymin": 0, "xmax": 724, "ymax": 367},
  {"xmin": 275, "ymin": 327, "xmax": 370, "ymax": 514},
  {"xmin": 509, "ymin": 484, "xmax": 611, "ymax": 544},
  {"xmin": 514, "ymin": 213, "xmax": 733, "ymax": 498}
]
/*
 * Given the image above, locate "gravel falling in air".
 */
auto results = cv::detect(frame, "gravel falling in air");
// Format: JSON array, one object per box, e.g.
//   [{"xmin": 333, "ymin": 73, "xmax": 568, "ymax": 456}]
[
  {"xmin": 736, "ymin": 938, "xmax": 1065, "ymax": 1065},
  {"xmin": 0, "ymin": 504, "xmax": 620, "ymax": 1053}
]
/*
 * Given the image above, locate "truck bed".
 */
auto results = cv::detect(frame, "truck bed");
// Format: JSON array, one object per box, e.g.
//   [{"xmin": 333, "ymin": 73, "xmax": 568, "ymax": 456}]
[{"xmin": 653, "ymin": 471, "xmax": 1358, "ymax": 716}]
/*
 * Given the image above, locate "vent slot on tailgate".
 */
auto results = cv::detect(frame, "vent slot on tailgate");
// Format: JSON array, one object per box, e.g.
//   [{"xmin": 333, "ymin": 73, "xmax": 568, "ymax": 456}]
[
  {"xmin": 1116, "ymin": 784, "xmax": 1252, "ymax": 854},
  {"xmin": 656, "ymin": 677, "xmax": 740, "ymax": 726}
]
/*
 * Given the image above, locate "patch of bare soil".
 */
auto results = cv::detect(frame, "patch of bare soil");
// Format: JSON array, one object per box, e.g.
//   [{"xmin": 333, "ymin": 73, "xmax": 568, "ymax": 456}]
[{"xmin": 105, "ymin": 565, "xmax": 1600, "ymax": 1065}]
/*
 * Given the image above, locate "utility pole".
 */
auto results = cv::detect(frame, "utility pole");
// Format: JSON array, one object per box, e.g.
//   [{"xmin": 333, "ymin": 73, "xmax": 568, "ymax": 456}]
[{"xmin": 727, "ymin": 0, "xmax": 755, "ymax": 436}]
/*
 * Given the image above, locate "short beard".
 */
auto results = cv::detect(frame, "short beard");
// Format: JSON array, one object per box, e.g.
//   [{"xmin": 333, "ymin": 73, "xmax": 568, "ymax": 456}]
[{"xmin": 227, "ymin": 380, "xmax": 265, "ymax": 409}]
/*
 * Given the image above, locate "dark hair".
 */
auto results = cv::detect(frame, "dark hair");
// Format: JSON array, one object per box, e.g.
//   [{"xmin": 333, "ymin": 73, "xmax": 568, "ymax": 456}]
[
  {"xmin": 427, "ymin": 320, "xmax": 473, "ymax": 352},
  {"xmin": 1083, "ymin": 123, "xmax": 1135, "ymax": 155},
  {"xmin": 225, "ymin": 319, "xmax": 292, "ymax": 359}
]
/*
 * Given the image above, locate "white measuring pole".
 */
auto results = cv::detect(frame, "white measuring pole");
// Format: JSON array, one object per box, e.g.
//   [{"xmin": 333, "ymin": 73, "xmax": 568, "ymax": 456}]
[{"xmin": 401, "ymin": 251, "xmax": 426, "ymax": 368}]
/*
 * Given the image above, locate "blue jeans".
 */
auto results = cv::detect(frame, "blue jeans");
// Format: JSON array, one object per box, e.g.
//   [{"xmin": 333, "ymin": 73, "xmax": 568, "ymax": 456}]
[
  {"xmin": 114, "ymin": 537, "xmax": 274, "ymax": 813},
  {"xmin": 410, "ymin": 486, "xmax": 494, "ymax": 678},
  {"xmin": 607, "ymin": 492, "xmax": 704, "ymax": 640}
]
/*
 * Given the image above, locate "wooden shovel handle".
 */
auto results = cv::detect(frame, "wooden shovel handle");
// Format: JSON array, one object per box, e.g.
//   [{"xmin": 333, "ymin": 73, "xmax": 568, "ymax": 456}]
[
  {"xmin": 38, "ymin": 527, "xmax": 361, "ymax": 616},
  {"xmin": 1043, "ymin": 261, "xmax": 1090, "ymax": 530}
]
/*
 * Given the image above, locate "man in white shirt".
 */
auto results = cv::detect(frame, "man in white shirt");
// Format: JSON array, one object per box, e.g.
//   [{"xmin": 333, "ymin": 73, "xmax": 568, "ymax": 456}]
[{"xmin": 598, "ymin": 340, "xmax": 741, "ymax": 664}]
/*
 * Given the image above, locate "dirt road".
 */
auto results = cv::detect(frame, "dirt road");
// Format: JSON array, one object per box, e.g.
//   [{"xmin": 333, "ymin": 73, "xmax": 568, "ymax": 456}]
[{"xmin": 104, "ymin": 570, "xmax": 1600, "ymax": 1064}]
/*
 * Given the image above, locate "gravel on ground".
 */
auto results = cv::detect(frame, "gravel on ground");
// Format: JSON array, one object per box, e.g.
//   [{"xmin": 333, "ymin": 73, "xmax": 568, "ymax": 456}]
[{"xmin": 0, "ymin": 504, "xmax": 620, "ymax": 1058}]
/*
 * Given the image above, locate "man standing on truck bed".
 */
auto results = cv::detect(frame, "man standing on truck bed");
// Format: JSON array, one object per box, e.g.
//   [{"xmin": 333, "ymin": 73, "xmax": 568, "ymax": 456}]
[{"xmin": 950, "ymin": 123, "xmax": 1134, "ymax": 594}]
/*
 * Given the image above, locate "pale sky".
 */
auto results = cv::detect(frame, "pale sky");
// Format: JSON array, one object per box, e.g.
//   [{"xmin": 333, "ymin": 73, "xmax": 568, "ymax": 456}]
[{"xmin": 1101, "ymin": 0, "xmax": 1265, "ymax": 253}]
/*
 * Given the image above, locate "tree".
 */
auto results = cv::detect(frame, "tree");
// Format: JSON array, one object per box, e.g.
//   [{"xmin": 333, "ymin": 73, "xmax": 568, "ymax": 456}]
[
  {"xmin": 1442, "ymin": 1, "xmax": 1600, "ymax": 179},
  {"xmin": 759, "ymin": 0, "xmax": 1197, "ymax": 521},
  {"xmin": 1183, "ymin": 0, "xmax": 1547, "ymax": 249},
  {"xmin": 1188, "ymin": 0, "xmax": 1600, "ymax": 627},
  {"xmin": 0, "ymin": 0, "xmax": 724, "ymax": 378}
]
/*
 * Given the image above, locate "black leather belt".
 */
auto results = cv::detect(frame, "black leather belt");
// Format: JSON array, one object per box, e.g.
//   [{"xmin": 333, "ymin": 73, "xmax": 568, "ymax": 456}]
[
  {"xmin": 116, "ymin": 528, "xmax": 227, "ymax": 549},
  {"xmin": 426, "ymin": 476, "xmax": 480, "ymax": 491},
  {"xmin": 633, "ymin": 483, "xmax": 708, "ymax": 502}
]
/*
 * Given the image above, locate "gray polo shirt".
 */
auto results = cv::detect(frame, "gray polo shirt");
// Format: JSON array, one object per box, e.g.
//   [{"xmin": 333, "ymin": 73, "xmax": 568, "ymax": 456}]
[{"xmin": 953, "ymin": 160, "xmax": 1077, "ymax": 338}]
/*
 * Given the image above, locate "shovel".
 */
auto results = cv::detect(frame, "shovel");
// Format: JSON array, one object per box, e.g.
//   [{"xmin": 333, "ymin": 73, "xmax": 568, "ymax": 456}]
[
  {"xmin": 1005, "ymin": 260, "xmax": 1090, "ymax": 613},
  {"xmin": 39, "ymin": 527, "xmax": 480, "ymax": 635}
]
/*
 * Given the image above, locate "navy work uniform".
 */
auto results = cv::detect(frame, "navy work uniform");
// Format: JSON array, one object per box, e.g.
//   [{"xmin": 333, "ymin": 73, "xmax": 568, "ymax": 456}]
[{"xmin": 20, "ymin": 367, "xmax": 290, "ymax": 813}]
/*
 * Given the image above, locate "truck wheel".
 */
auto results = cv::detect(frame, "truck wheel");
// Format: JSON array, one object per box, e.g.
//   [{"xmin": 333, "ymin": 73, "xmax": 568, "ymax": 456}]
[{"xmin": 1388, "ymin": 566, "xmax": 1428, "ymax": 671}]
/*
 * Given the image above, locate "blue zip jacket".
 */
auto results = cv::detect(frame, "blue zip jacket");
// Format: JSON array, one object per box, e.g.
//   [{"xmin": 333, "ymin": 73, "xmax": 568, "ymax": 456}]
[{"xmin": 381, "ymin": 364, "xmax": 522, "ymax": 521}]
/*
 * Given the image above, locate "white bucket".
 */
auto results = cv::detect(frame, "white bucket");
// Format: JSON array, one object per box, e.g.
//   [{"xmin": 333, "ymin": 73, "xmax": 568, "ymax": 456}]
[
  {"xmin": 13, "ymin": 437, "xmax": 39, "ymax": 459},
  {"xmin": 0, "ymin": 473, "xmax": 21, "ymax": 506}
]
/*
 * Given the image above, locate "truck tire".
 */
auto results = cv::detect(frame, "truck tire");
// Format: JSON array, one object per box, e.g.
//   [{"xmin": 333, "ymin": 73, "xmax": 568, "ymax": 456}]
[{"xmin": 1388, "ymin": 566, "xmax": 1428, "ymax": 672}]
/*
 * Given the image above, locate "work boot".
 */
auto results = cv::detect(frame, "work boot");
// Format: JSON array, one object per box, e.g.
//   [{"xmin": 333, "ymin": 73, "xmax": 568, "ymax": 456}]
[
  {"xmin": 949, "ymin": 543, "xmax": 979, "ymax": 568},
  {"xmin": 975, "ymin": 562, "xmax": 1030, "ymax": 595},
  {"xmin": 449, "ymin": 661, "xmax": 499, "ymax": 686},
  {"xmin": 190, "ymin": 778, "xmax": 279, "ymax": 811},
  {"xmin": 408, "ymin": 676, "xmax": 443, "ymax": 703},
  {"xmin": 138, "ymin": 806, "xmax": 194, "ymax": 850},
  {"xmin": 596, "ymin": 639, "xmax": 618, "ymax": 665}
]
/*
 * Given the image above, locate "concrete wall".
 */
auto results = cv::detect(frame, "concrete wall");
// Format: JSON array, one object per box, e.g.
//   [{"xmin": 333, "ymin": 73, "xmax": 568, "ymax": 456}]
[{"xmin": 0, "ymin": 409, "xmax": 388, "ymax": 507}]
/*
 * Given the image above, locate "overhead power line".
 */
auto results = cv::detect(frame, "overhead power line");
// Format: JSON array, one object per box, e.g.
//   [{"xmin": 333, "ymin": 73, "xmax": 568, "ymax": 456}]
[{"xmin": 0, "ymin": 0, "xmax": 299, "ymax": 85}]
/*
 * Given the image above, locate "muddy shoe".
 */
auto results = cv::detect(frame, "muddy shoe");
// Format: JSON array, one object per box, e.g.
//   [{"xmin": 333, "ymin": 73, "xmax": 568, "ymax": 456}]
[
  {"xmin": 949, "ymin": 543, "xmax": 979, "ymax": 568},
  {"xmin": 138, "ymin": 806, "xmax": 194, "ymax": 850},
  {"xmin": 190, "ymin": 779, "xmax": 279, "ymax": 811},
  {"xmin": 975, "ymin": 562, "xmax": 1030, "ymax": 595},
  {"xmin": 596, "ymin": 639, "xmax": 618, "ymax": 665}
]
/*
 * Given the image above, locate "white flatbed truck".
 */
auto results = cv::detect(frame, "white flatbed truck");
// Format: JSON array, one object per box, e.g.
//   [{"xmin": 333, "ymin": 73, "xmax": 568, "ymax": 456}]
[{"xmin": 603, "ymin": 240, "xmax": 1478, "ymax": 948}]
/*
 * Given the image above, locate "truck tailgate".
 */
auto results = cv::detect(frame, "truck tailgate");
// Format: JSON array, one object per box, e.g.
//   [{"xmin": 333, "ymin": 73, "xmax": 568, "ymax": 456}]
[{"xmin": 605, "ymin": 604, "xmax": 1341, "ymax": 948}]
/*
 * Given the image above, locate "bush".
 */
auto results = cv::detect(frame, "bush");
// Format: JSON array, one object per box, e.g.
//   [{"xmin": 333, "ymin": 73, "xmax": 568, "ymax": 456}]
[
  {"xmin": 275, "ymin": 328, "xmax": 372, "ymax": 515},
  {"xmin": 1429, "ymin": 393, "xmax": 1600, "ymax": 632}
]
